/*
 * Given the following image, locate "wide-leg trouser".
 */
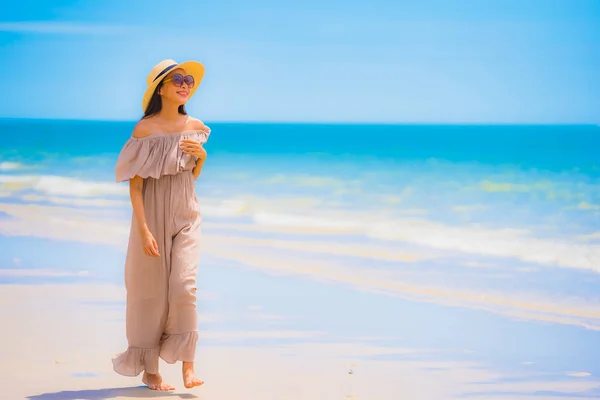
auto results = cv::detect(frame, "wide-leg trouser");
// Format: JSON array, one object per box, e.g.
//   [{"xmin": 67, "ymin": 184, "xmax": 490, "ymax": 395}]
[{"xmin": 112, "ymin": 171, "xmax": 201, "ymax": 376}]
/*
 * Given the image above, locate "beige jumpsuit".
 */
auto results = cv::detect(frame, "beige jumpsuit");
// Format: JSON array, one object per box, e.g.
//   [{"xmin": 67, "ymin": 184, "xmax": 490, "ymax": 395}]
[{"xmin": 111, "ymin": 128, "xmax": 210, "ymax": 377}]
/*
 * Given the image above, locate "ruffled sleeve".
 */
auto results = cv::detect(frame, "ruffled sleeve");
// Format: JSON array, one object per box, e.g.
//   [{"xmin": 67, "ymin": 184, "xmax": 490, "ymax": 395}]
[
  {"xmin": 115, "ymin": 129, "xmax": 210, "ymax": 182},
  {"xmin": 115, "ymin": 139, "xmax": 153, "ymax": 182}
]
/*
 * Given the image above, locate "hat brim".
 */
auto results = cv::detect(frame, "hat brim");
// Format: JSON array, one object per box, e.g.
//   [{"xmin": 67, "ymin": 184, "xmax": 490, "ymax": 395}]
[{"xmin": 142, "ymin": 61, "xmax": 205, "ymax": 112}]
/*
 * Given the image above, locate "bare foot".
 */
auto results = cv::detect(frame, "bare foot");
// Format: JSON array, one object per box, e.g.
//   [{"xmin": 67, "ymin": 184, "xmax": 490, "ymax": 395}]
[
  {"xmin": 182, "ymin": 361, "xmax": 204, "ymax": 388},
  {"xmin": 142, "ymin": 372, "xmax": 175, "ymax": 391}
]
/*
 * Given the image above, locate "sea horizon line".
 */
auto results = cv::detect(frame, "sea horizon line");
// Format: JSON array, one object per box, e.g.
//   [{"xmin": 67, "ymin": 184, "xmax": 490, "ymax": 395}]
[{"xmin": 0, "ymin": 116, "xmax": 598, "ymax": 128}]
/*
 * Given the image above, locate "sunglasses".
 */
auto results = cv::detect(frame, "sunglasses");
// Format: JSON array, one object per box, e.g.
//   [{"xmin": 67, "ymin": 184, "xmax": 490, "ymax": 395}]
[{"xmin": 162, "ymin": 73, "xmax": 195, "ymax": 88}]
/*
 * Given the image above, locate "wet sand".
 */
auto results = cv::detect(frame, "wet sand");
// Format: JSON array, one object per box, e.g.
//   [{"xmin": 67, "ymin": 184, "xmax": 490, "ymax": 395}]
[{"xmin": 2, "ymin": 281, "xmax": 599, "ymax": 400}]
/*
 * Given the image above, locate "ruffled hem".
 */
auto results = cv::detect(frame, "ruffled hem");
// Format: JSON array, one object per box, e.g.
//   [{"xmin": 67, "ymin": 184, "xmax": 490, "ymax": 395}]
[
  {"xmin": 112, "ymin": 346, "xmax": 159, "ymax": 377},
  {"xmin": 115, "ymin": 129, "xmax": 210, "ymax": 182},
  {"xmin": 159, "ymin": 331, "xmax": 198, "ymax": 364}
]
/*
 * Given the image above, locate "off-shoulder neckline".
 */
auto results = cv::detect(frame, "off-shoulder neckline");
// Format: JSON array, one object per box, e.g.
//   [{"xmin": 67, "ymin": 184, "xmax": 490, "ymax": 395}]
[{"xmin": 128, "ymin": 129, "xmax": 207, "ymax": 142}]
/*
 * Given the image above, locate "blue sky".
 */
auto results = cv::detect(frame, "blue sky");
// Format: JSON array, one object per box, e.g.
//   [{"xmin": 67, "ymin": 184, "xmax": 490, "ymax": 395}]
[{"xmin": 0, "ymin": 0, "xmax": 598, "ymax": 123}]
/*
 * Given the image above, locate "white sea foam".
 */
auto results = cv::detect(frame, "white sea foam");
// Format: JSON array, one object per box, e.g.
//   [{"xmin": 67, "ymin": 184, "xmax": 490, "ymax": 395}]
[
  {"xmin": 0, "ymin": 162, "xmax": 23, "ymax": 171},
  {"xmin": 578, "ymin": 202, "xmax": 600, "ymax": 210},
  {"xmin": 0, "ymin": 269, "xmax": 90, "ymax": 277},
  {"xmin": 567, "ymin": 372, "xmax": 592, "ymax": 377},
  {"xmin": 20, "ymin": 194, "xmax": 129, "ymax": 207},
  {"xmin": 579, "ymin": 232, "xmax": 600, "ymax": 241},
  {"xmin": 201, "ymin": 199, "xmax": 248, "ymax": 217},
  {"xmin": 0, "ymin": 203, "xmax": 129, "ymax": 247},
  {"xmin": 366, "ymin": 219, "xmax": 600, "ymax": 272},
  {"xmin": 33, "ymin": 176, "xmax": 127, "ymax": 197},
  {"xmin": 2, "ymin": 172, "xmax": 599, "ymax": 273},
  {"xmin": 205, "ymin": 243, "xmax": 600, "ymax": 330},
  {"xmin": 240, "ymin": 208, "xmax": 600, "ymax": 273},
  {"xmin": 225, "ymin": 207, "xmax": 600, "ymax": 272},
  {"xmin": 2, "ymin": 202, "xmax": 600, "ymax": 330},
  {"xmin": 253, "ymin": 211, "xmax": 362, "ymax": 231},
  {"xmin": 0, "ymin": 175, "xmax": 127, "ymax": 197}
]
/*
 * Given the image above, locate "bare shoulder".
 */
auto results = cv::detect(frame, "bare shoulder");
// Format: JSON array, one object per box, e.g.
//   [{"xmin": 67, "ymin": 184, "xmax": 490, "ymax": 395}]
[
  {"xmin": 186, "ymin": 116, "xmax": 207, "ymax": 131},
  {"xmin": 132, "ymin": 119, "xmax": 155, "ymax": 138}
]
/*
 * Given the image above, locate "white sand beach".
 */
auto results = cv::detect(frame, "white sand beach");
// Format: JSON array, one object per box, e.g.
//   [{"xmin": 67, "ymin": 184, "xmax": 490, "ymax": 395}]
[{"xmin": 2, "ymin": 279, "xmax": 599, "ymax": 400}]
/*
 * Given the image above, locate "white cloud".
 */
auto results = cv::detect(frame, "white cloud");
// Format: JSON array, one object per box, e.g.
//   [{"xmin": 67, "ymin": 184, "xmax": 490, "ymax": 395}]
[{"xmin": 0, "ymin": 21, "xmax": 136, "ymax": 35}]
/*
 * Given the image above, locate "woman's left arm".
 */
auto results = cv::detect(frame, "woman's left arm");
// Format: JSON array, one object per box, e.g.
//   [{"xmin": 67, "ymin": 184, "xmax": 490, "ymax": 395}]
[
  {"xmin": 180, "ymin": 139, "xmax": 207, "ymax": 180},
  {"xmin": 192, "ymin": 156, "xmax": 205, "ymax": 179}
]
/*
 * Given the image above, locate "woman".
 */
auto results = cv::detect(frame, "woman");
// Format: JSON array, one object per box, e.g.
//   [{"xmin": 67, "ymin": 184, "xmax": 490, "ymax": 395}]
[{"xmin": 112, "ymin": 59, "xmax": 210, "ymax": 391}]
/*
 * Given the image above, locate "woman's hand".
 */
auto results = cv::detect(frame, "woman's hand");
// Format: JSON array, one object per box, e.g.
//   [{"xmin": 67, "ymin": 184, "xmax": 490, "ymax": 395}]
[
  {"xmin": 180, "ymin": 139, "xmax": 207, "ymax": 161},
  {"xmin": 141, "ymin": 229, "xmax": 160, "ymax": 257}
]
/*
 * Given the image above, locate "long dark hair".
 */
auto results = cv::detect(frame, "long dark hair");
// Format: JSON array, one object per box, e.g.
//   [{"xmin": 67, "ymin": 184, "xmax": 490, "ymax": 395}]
[{"xmin": 142, "ymin": 80, "xmax": 187, "ymax": 120}]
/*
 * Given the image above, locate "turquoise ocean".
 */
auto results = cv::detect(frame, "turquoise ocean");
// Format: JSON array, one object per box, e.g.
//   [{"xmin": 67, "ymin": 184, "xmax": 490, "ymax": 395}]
[{"xmin": 1, "ymin": 118, "xmax": 600, "ymax": 395}]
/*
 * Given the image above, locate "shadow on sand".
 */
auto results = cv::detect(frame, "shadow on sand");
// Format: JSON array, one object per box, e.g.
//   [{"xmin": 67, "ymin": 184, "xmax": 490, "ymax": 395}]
[{"xmin": 26, "ymin": 386, "xmax": 200, "ymax": 400}]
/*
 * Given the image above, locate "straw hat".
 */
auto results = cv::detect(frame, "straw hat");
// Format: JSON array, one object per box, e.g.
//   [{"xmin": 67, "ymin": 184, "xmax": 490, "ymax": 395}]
[{"xmin": 142, "ymin": 59, "xmax": 205, "ymax": 111}]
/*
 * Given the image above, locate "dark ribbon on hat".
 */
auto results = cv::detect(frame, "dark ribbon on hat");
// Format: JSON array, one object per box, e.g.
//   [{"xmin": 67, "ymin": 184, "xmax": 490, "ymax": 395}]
[{"xmin": 153, "ymin": 64, "xmax": 178, "ymax": 82}]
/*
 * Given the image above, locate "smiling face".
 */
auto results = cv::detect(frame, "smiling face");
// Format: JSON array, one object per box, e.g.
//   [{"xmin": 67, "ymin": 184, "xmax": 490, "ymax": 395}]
[{"xmin": 159, "ymin": 68, "xmax": 194, "ymax": 105}]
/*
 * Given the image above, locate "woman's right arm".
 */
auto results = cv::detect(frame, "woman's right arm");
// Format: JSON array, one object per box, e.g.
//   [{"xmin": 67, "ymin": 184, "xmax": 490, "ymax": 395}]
[
  {"xmin": 130, "ymin": 175, "xmax": 160, "ymax": 257},
  {"xmin": 127, "ymin": 120, "xmax": 159, "ymax": 257}
]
